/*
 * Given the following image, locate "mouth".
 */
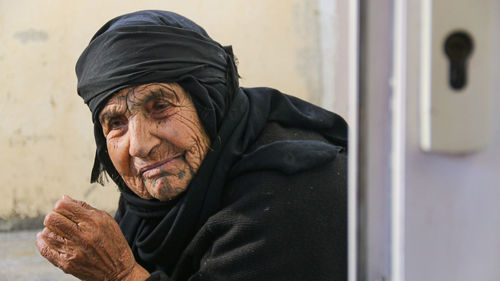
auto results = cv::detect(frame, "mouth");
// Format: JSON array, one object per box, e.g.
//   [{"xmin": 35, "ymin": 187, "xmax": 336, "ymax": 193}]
[{"xmin": 139, "ymin": 155, "xmax": 182, "ymax": 178}]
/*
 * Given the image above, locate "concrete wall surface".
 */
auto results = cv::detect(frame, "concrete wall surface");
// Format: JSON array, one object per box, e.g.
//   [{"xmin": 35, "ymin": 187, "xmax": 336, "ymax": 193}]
[{"xmin": 0, "ymin": 0, "xmax": 344, "ymax": 226}]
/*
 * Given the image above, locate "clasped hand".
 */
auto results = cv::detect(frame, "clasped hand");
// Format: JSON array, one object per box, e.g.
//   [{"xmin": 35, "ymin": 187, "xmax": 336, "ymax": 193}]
[{"xmin": 36, "ymin": 195, "xmax": 149, "ymax": 281}]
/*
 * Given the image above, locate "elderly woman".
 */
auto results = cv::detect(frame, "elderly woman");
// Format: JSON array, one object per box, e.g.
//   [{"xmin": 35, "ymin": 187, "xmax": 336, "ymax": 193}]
[{"xmin": 36, "ymin": 10, "xmax": 348, "ymax": 281}]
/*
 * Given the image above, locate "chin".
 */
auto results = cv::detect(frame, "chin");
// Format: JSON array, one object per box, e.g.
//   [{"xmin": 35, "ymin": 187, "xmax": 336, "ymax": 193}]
[{"xmin": 147, "ymin": 180, "xmax": 187, "ymax": 201}]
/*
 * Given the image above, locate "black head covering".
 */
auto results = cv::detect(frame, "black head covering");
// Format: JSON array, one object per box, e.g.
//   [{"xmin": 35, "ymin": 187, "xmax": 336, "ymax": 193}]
[{"xmin": 76, "ymin": 10, "xmax": 347, "ymax": 274}]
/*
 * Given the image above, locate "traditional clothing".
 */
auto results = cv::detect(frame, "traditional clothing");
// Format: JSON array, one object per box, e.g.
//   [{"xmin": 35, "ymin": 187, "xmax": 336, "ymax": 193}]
[{"xmin": 76, "ymin": 10, "xmax": 347, "ymax": 281}]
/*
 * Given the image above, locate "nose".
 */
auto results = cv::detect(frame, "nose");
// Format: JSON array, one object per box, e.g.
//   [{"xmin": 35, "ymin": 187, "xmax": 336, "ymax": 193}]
[{"xmin": 128, "ymin": 114, "xmax": 159, "ymax": 158}]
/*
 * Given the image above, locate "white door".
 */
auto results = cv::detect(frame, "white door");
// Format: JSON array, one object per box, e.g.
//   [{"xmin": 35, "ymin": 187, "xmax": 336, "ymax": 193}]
[{"xmin": 349, "ymin": 1, "xmax": 500, "ymax": 281}]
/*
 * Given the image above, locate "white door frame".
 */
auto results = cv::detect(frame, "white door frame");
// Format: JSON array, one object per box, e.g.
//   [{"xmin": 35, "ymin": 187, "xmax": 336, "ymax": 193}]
[{"xmin": 348, "ymin": 1, "xmax": 407, "ymax": 280}]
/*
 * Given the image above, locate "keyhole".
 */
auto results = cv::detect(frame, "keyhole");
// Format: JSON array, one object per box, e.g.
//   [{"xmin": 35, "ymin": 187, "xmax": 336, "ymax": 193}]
[{"xmin": 444, "ymin": 31, "xmax": 474, "ymax": 90}]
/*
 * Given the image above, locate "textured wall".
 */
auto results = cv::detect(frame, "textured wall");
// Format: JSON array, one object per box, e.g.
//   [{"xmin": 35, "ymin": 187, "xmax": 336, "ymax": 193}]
[{"xmin": 0, "ymin": 0, "xmax": 325, "ymax": 221}]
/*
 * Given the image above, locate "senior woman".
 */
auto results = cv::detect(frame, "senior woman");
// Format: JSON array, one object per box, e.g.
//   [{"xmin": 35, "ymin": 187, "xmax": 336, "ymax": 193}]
[{"xmin": 36, "ymin": 10, "xmax": 348, "ymax": 281}]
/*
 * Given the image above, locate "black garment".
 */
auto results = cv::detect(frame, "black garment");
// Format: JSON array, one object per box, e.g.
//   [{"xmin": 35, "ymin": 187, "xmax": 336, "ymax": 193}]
[
  {"xmin": 118, "ymin": 122, "xmax": 347, "ymax": 281},
  {"xmin": 75, "ymin": 10, "xmax": 348, "ymax": 281}
]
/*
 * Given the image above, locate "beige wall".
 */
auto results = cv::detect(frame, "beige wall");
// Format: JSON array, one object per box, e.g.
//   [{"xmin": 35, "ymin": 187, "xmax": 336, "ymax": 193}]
[{"xmin": 0, "ymin": 0, "xmax": 327, "ymax": 219}]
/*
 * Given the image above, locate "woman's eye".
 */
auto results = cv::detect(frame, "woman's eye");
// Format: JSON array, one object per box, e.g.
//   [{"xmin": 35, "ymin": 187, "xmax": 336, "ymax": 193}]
[
  {"xmin": 152, "ymin": 102, "xmax": 169, "ymax": 112},
  {"xmin": 150, "ymin": 102, "xmax": 172, "ymax": 118},
  {"xmin": 109, "ymin": 118, "xmax": 126, "ymax": 129}
]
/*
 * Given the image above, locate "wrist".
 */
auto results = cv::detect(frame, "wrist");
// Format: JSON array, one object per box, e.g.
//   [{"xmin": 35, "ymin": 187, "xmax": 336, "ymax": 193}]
[{"xmin": 116, "ymin": 263, "xmax": 150, "ymax": 281}]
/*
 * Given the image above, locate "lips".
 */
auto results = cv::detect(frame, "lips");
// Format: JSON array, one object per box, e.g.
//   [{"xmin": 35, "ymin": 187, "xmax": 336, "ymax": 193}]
[{"xmin": 139, "ymin": 155, "xmax": 182, "ymax": 178}]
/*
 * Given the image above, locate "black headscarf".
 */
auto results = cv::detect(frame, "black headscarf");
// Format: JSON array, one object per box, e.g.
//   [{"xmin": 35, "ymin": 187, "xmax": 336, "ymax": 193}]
[{"xmin": 76, "ymin": 10, "xmax": 347, "ymax": 274}]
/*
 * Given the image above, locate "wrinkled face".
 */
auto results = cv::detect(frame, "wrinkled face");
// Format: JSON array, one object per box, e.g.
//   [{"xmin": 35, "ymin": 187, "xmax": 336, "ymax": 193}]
[{"xmin": 99, "ymin": 83, "xmax": 210, "ymax": 201}]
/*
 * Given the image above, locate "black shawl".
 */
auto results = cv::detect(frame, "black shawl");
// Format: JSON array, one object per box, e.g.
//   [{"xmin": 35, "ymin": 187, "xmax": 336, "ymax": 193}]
[{"xmin": 76, "ymin": 10, "xmax": 347, "ymax": 278}]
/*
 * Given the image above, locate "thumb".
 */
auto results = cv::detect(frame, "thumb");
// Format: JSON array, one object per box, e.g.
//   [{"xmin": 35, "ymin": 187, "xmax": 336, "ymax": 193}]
[
  {"xmin": 62, "ymin": 195, "xmax": 95, "ymax": 210},
  {"xmin": 62, "ymin": 194, "xmax": 75, "ymax": 201}
]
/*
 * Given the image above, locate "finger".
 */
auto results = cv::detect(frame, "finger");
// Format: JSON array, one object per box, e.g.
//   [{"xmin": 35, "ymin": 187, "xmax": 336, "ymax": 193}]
[
  {"xmin": 40, "ymin": 227, "xmax": 67, "ymax": 250},
  {"xmin": 53, "ymin": 196, "xmax": 95, "ymax": 224},
  {"xmin": 36, "ymin": 231, "xmax": 64, "ymax": 267},
  {"xmin": 43, "ymin": 211, "xmax": 79, "ymax": 239},
  {"xmin": 63, "ymin": 195, "xmax": 96, "ymax": 211},
  {"xmin": 53, "ymin": 199, "xmax": 88, "ymax": 224},
  {"xmin": 36, "ymin": 233, "xmax": 77, "ymax": 275}
]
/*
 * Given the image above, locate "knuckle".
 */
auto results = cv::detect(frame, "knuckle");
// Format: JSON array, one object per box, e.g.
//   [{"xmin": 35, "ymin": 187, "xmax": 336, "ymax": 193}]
[
  {"xmin": 41, "ymin": 227, "xmax": 51, "ymax": 237},
  {"xmin": 53, "ymin": 199, "xmax": 67, "ymax": 212},
  {"xmin": 44, "ymin": 211, "xmax": 59, "ymax": 227},
  {"xmin": 39, "ymin": 245, "xmax": 50, "ymax": 257},
  {"xmin": 59, "ymin": 262, "xmax": 71, "ymax": 273},
  {"xmin": 46, "ymin": 230, "xmax": 56, "ymax": 240},
  {"xmin": 73, "ymin": 251, "xmax": 83, "ymax": 260},
  {"xmin": 40, "ymin": 232, "xmax": 52, "ymax": 243},
  {"xmin": 69, "ymin": 251, "xmax": 84, "ymax": 265},
  {"xmin": 88, "ymin": 233, "xmax": 100, "ymax": 245},
  {"xmin": 77, "ymin": 220, "xmax": 90, "ymax": 233},
  {"xmin": 60, "ymin": 253, "xmax": 79, "ymax": 273},
  {"xmin": 96, "ymin": 209, "xmax": 110, "ymax": 221},
  {"xmin": 35, "ymin": 234, "xmax": 45, "ymax": 250},
  {"xmin": 43, "ymin": 213, "xmax": 53, "ymax": 226},
  {"xmin": 36, "ymin": 231, "xmax": 42, "ymax": 242},
  {"xmin": 76, "ymin": 200, "xmax": 91, "ymax": 209},
  {"xmin": 47, "ymin": 230, "xmax": 64, "ymax": 243},
  {"xmin": 37, "ymin": 229, "xmax": 45, "ymax": 240}
]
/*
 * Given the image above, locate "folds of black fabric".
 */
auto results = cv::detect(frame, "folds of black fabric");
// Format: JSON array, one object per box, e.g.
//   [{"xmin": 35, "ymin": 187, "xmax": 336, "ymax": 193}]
[
  {"xmin": 113, "ymin": 87, "xmax": 347, "ymax": 279},
  {"xmin": 122, "ymin": 123, "xmax": 348, "ymax": 281}
]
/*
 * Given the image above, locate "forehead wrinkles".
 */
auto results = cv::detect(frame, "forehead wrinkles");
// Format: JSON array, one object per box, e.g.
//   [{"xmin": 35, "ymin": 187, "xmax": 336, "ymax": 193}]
[{"xmin": 126, "ymin": 83, "xmax": 180, "ymax": 111}]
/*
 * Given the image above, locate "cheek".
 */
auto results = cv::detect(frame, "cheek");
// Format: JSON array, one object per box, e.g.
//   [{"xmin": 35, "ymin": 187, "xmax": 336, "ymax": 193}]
[
  {"xmin": 154, "ymin": 118, "xmax": 191, "ymax": 149},
  {"xmin": 107, "ymin": 138, "xmax": 152, "ymax": 199},
  {"xmin": 166, "ymin": 113, "xmax": 208, "ymax": 146}
]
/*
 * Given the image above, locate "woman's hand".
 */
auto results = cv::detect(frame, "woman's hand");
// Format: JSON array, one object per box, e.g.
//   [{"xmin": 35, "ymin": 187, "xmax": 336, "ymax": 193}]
[{"xmin": 36, "ymin": 195, "xmax": 150, "ymax": 281}]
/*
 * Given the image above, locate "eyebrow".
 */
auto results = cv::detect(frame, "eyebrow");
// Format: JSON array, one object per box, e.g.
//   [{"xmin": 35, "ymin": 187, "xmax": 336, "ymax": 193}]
[
  {"xmin": 127, "ymin": 86, "xmax": 179, "ymax": 111},
  {"xmin": 99, "ymin": 85, "xmax": 180, "ymax": 125},
  {"xmin": 99, "ymin": 109, "xmax": 126, "ymax": 125}
]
